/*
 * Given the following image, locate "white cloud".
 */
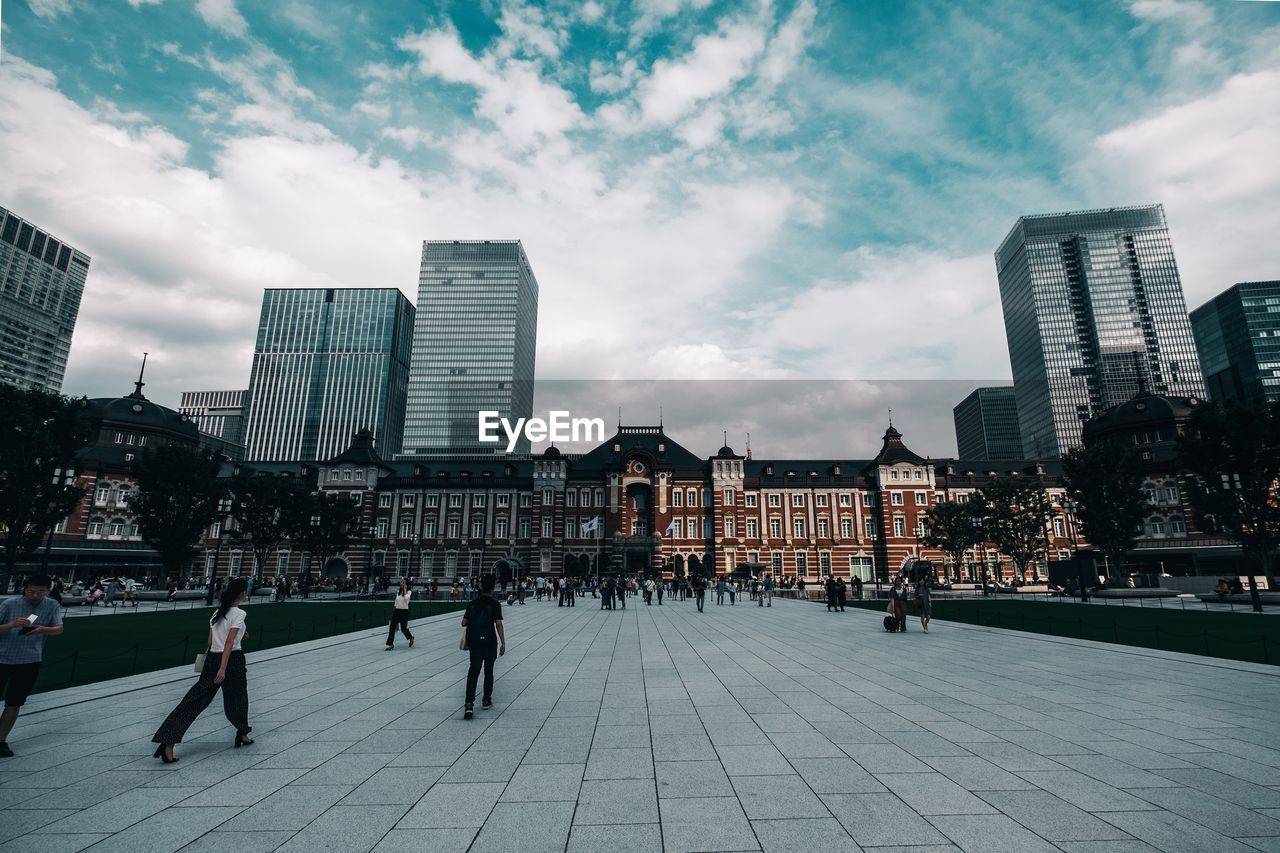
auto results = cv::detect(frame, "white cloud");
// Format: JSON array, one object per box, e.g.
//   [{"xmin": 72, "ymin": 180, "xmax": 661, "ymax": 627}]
[
  {"xmin": 636, "ymin": 18, "xmax": 767, "ymax": 125},
  {"xmin": 589, "ymin": 55, "xmax": 640, "ymax": 94},
  {"xmin": 1128, "ymin": 0, "xmax": 1214, "ymax": 31},
  {"xmin": 27, "ymin": 0, "xmax": 73, "ymax": 19},
  {"xmin": 128, "ymin": 0, "xmax": 164, "ymax": 8},
  {"xmin": 196, "ymin": 0, "xmax": 248, "ymax": 38},
  {"xmin": 1087, "ymin": 68, "xmax": 1280, "ymax": 306}
]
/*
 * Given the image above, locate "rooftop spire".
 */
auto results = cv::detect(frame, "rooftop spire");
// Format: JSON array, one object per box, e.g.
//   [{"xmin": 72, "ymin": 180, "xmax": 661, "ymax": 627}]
[{"xmin": 129, "ymin": 352, "xmax": 149, "ymax": 399}]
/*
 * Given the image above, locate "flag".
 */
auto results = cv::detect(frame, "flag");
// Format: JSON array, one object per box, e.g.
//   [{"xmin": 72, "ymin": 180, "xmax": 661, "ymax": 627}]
[
  {"xmin": 663, "ymin": 517, "xmax": 676, "ymax": 536},
  {"xmin": 580, "ymin": 516, "xmax": 600, "ymax": 537}
]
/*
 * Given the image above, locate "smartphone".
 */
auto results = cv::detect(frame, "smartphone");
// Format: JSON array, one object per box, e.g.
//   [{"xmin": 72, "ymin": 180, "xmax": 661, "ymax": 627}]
[{"xmin": 24, "ymin": 614, "xmax": 37, "ymax": 624}]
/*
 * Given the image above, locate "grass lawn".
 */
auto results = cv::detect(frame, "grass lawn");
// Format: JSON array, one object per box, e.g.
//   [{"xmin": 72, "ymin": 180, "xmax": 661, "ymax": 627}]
[
  {"xmin": 32, "ymin": 600, "xmax": 468, "ymax": 695},
  {"xmin": 846, "ymin": 597, "xmax": 1280, "ymax": 665}
]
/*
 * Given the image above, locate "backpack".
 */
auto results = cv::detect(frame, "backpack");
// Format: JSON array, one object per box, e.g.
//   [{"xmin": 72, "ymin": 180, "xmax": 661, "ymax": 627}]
[{"xmin": 465, "ymin": 597, "xmax": 497, "ymax": 644}]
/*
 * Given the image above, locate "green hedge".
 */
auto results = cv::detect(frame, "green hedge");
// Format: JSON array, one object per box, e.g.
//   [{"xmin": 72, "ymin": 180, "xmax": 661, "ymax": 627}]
[
  {"xmin": 32, "ymin": 601, "xmax": 468, "ymax": 695},
  {"xmin": 845, "ymin": 597, "xmax": 1280, "ymax": 665}
]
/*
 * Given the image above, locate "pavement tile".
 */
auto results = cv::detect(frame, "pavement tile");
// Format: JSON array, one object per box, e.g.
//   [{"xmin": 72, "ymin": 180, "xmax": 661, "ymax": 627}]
[
  {"xmin": 750, "ymin": 817, "xmax": 862, "ymax": 852},
  {"xmin": 1097, "ymin": 809, "xmax": 1261, "ymax": 853},
  {"xmin": 585, "ymin": 746, "xmax": 655, "ymax": 780},
  {"xmin": 975, "ymin": 789, "xmax": 1135, "ymax": 841},
  {"xmin": 229, "ymin": 783, "xmax": 352, "ymax": 831},
  {"xmin": 660, "ymin": 796, "xmax": 759, "ymax": 853},
  {"xmin": 339, "ymin": 766, "xmax": 446, "ymax": 806},
  {"xmin": 567, "ymin": 823, "xmax": 662, "ymax": 852},
  {"xmin": 500, "ymin": 763, "xmax": 584, "ymax": 802},
  {"xmin": 470, "ymin": 801, "xmax": 574, "ymax": 853},
  {"xmin": 369, "ymin": 828, "xmax": 476, "ymax": 853},
  {"xmin": 575, "ymin": 778, "xmax": 660, "ymax": 824},
  {"xmin": 790, "ymin": 757, "xmax": 887, "ymax": 794},
  {"xmin": 731, "ymin": 774, "xmax": 830, "ymax": 819},
  {"xmin": 927, "ymin": 813, "xmax": 1062, "ymax": 853},
  {"xmin": 822, "ymin": 792, "xmax": 952, "ymax": 847},
  {"xmin": 396, "ymin": 782, "xmax": 505, "ymax": 828}
]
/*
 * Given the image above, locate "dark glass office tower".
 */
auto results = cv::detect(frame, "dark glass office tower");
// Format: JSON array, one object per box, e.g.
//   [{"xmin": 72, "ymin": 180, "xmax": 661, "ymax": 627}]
[
  {"xmin": 242, "ymin": 288, "xmax": 414, "ymax": 461},
  {"xmin": 401, "ymin": 240, "xmax": 539, "ymax": 457},
  {"xmin": 0, "ymin": 206, "xmax": 91, "ymax": 391},
  {"xmin": 1191, "ymin": 281, "xmax": 1280, "ymax": 406},
  {"xmin": 953, "ymin": 387, "xmax": 1023, "ymax": 460},
  {"xmin": 996, "ymin": 205, "xmax": 1205, "ymax": 458}
]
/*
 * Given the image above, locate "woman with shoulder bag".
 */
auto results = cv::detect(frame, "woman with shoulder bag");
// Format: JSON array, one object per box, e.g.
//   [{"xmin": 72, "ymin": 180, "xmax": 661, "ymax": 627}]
[
  {"xmin": 151, "ymin": 578, "xmax": 254, "ymax": 762},
  {"xmin": 386, "ymin": 579, "xmax": 415, "ymax": 650}
]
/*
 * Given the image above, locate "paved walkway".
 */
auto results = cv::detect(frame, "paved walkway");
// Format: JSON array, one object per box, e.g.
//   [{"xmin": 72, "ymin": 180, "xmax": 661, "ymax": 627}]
[{"xmin": 3, "ymin": 595, "xmax": 1280, "ymax": 853}]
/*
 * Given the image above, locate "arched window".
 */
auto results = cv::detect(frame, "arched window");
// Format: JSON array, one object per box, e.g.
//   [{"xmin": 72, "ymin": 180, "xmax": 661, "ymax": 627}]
[{"xmin": 88, "ymin": 517, "xmax": 105, "ymax": 537}]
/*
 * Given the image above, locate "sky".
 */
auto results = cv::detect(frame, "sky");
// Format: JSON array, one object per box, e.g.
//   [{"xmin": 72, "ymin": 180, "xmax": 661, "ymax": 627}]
[{"xmin": 1, "ymin": 0, "xmax": 1279, "ymax": 457}]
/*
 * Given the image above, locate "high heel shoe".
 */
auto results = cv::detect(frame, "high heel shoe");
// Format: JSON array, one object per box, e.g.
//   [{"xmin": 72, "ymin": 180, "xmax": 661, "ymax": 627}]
[
  {"xmin": 234, "ymin": 732, "xmax": 255, "ymax": 747},
  {"xmin": 153, "ymin": 744, "xmax": 177, "ymax": 763}
]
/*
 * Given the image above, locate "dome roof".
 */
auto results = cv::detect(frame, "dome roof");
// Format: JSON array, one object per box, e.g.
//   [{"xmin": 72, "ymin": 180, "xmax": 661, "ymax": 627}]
[
  {"xmin": 716, "ymin": 444, "xmax": 736, "ymax": 458},
  {"xmin": 83, "ymin": 386, "xmax": 199, "ymax": 443},
  {"xmin": 542, "ymin": 445, "xmax": 562, "ymax": 458},
  {"xmin": 1082, "ymin": 392, "xmax": 1202, "ymax": 440}
]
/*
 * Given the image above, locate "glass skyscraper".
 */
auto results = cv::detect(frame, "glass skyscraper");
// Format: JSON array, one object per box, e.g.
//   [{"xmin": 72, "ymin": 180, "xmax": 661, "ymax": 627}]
[
  {"xmin": 953, "ymin": 386, "xmax": 1023, "ymax": 460},
  {"xmin": 0, "ymin": 206, "xmax": 91, "ymax": 392},
  {"xmin": 401, "ymin": 240, "xmax": 539, "ymax": 457},
  {"xmin": 242, "ymin": 288, "xmax": 414, "ymax": 462},
  {"xmin": 1191, "ymin": 281, "xmax": 1280, "ymax": 406},
  {"xmin": 996, "ymin": 204, "xmax": 1205, "ymax": 458}
]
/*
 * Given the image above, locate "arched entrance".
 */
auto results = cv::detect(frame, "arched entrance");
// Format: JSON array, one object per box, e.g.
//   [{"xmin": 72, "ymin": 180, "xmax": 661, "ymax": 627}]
[
  {"xmin": 687, "ymin": 554, "xmax": 703, "ymax": 577},
  {"xmin": 323, "ymin": 557, "xmax": 349, "ymax": 579},
  {"xmin": 670, "ymin": 554, "xmax": 685, "ymax": 578},
  {"xmin": 494, "ymin": 558, "xmax": 519, "ymax": 588}
]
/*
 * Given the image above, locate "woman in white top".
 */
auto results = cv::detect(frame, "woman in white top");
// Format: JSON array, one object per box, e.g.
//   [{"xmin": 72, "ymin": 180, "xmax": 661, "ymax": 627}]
[
  {"xmin": 386, "ymin": 579, "xmax": 415, "ymax": 650},
  {"xmin": 151, "ymin": 577, "xmax": 253, "ymax": 762}
]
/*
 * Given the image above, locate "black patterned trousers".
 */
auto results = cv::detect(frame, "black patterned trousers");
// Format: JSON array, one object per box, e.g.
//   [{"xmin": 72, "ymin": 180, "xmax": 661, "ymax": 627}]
[
  {"xmin": 152, "ymin": 651, "xmax": 250, "ymax": 744},
  {"xmin": 386, "ymin": 609, "xmax": 413, "ymax": 645}
]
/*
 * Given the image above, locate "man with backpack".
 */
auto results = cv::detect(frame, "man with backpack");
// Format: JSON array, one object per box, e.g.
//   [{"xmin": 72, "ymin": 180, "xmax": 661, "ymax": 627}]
[{"xmin": 461, "ymin": 574, "xmax": 506, "ymax": 719}]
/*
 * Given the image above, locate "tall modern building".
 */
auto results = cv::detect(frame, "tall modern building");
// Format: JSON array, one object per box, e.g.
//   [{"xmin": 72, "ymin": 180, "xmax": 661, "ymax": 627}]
[
  {"xmin": 242, "ymin": 288, "xmax": 414, "ymax": 462},
  {"xmin": 179, "ymin": 389, "xmax": 247, "ymax": 460},
  {"xmin": 0, "ymin": 206, "xmax": 91, "ymax": 391},
  {"xmin": 1190, "ymin": 281, "xmax": 1280, "ymax": 406},
  {"xmin": 995, "ymin": 204, "xmax": 1205, "ymax": 458},
  {"xmin": 953, "ymin": 386, "xmax": 1023, "ymax": 460},
  {"xmin": 401, "ymin": 240, "xmax": 539, "ymax": 457}
]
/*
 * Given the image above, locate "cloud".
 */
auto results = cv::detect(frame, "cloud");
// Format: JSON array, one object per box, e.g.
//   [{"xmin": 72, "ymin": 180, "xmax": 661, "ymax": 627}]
[
  {"xmin": 636, "ymin": 17, "xmax": 767, "ymax": 125},
  {"xmin": 128, "ymin": 0, "xmax": 164, "ymax": 7},
  {"xmin": 26, "ymin": 0, "xmax": 73, "ymax": 19},
  {"xmin": 1086, "ymin": 68, "xmax": 1280, "ymax": 305},
  {"xmin": 196, "ymin": 0, "xmax": 248, "ymax": 38},
  {"xmin": 1128, "ymin": 0, "xmax": 1214, "ymax": 31}
]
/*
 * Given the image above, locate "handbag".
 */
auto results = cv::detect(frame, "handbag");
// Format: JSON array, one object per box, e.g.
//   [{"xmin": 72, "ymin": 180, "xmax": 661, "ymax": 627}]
[
  {"xmin": 194, "ymin": 648, "xmax": 209, "ymax": 673},
  {"xmin": 459, "ymin": 630, "xmax": 468, "ymax": 651}
]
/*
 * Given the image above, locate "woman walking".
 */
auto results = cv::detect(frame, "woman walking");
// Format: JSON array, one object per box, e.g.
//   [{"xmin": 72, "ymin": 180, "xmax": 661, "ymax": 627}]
[
  {"xmin": 915, "ymin": 577, "xmax": 932, "ymax": 633},
  {"xmin": 890, "ymin": 576, "xmax": 909, "ymax": 632},
  {"xmin": 151, "ymin": 578, "xmax": 253, "ymax": 762},
  {"xmin": 386, "ymin": 579, "xmax": 415, "ymax": 650}
]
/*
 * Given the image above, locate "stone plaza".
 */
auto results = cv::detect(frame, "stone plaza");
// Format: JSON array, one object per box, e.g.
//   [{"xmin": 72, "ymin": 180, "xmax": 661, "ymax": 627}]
[{"xmin": 3, "ymin": 596, "xmax": 1280, "ymax": 853}]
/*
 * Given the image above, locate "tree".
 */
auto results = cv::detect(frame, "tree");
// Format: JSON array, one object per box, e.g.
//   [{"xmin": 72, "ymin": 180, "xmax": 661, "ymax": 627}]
[
  {"xmin": 1178, "ymin": 399, "xmax": 1280, "ymax": 612},
  {"xmin": 979, "ymin": 476, "xmax": 1051, "ymax": 582},
  {"xmin": 1062, "ymin": 438, "xmax": 1149, "ymax": 580},
  {"xmin": 921, "ymin": 499, "xmax": 985, "ymax": 580},
  {"xmin": 286, "ymin": 491, "xmax": 360, "ymax": 579},
  {"xmin": 131, "ymin": 443, "xmax": 226, "ymax": 582},
  {"xmin": 228, "ymin": 471, "xmax": 310, "ymax": 579},
  {"xmin": 0, "ymin": 386, "xmax": 92, "ymax": 584}
]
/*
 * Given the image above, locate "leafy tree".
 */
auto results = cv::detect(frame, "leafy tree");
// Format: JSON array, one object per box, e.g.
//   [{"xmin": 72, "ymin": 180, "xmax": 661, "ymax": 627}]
[
  {"xmin": 1178, "ymin": 399, "xmax": 1280, "ymax": 612},
  {"xmin": 1062, "ymin": 438, "xmax": 1149, "ymax": 580},
  {"xmin": 921, "ymin": 499, "xmax": 985, "ymax": 580},
  {"xmin": 131, "ymin": 443, "xmax": 226, "ymax": 582},
  {"xmin": 228, "ymin": 471, "xmax": 310, "ymax": 579},
  {"xmin": 979, "ymin": 476, "xmax": 1051, "ymax": 582},
  {"xmin": 0, "ymin": 386, "xmax": 92, "ymax": 583},
  {"xmin": 285, "ymin": 491, "xmax": 361, "ymax": 579}
]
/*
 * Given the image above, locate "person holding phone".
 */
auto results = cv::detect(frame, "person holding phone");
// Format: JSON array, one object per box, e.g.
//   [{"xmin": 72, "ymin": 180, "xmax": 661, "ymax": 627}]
[
  {"xmin": 0, "ymin": 573, "xmax": 64, "ymax": 758},
  {"xmin": 151, "ymin": 577, "xmax": 253, "ymax": 762}
]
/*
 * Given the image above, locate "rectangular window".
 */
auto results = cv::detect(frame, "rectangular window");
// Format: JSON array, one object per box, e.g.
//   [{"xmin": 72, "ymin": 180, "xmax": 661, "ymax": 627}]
[
  {"xmin": 770, "ymin": 518, "xmax": 782, "ymax": 537},
  {"xmin": 862, "ymin": 493, "xmax": 873, "ymax": 507},
  {"xmin": 817, "ymin": 518, "xmax": 829, "ymax": 537},
  {"xmin": 893, "ymin": 517, "xmax": 905, "ymax": 537},
  {"xmin": 1053, "ymin": 518, "xmax": 1064, "ymax": 537},
  {"xmin": 496, "ymin": 518, "xmax": 509, "ymax": 538},
  {"xmin": 520, "ymin": 519, "xmax": 531, "ymax": 538},
  {"xmin": 838, "ymin": 494, "xmax": 851, "ymax": 507},
  {"xmin": 796, "ymin": 552, "xmax": 809, "ymax": 576},
  {"xmin": 725, "ymin": 517, "xmax": 735, "ymax": 536},
  {"xmin": 768, "ymin": 493, "xmax": 781, "ymax": 507},
  {"xmin": 329, "ymin": 471, "xmax": 339, "ymax": 481},
  {"xmin": 566, "ymin": 490, "xmax": 578, "ymax": 507},
  {"xmin": 890, "ymin": 470, "xmax": 899, "ymax": 480},
  {"xmin": 542, "ymin": 489, "xmax": 554, "ymax": 505},
  {"xmin": 771, "ymin": 552, "xmax": 782, "ymax": 575},
  {"xmin": 840, "ymin": 517, "xmax": 852, "ymax": 538},
  {"xmin": 496, "ymin": 494, "xmax": 510, "ymax": 507},
  {"xmin": 473, "ymin": 494, "xmax": 486, "ymax": 507},
  {"xmin": 424, "ymin": 519, "xmax": 437, "ymax": 537},
  {"xmin": 687, "ymin": 489, "xmax": 698, "ymax": 507},
  {"xmin": 672, "ymin": 490, "xmax": 683, "ymax": 507},
  {"xmin": 746, "ymin": 519, "xmax": 758, "ymax": 538},
  {"xmin": 397, "ymin": 550, "xmax": 409, "ymax": 572},
  {"xmin": 276, "ymin": 552, "xmax": 289, "ymax": 573},
  {"xmin": 402, "ymin": 494, "xmax": 417, "ymax": 507},
  {"xmin": 819, "ymin": 552, "xmax": 831, "ymax": 574},
  {"xmin": 449, "ymin": 494, "xmax": 462, "ymax": 508},
  {"xmin": 521, "ymin": 494, "xmax": 532, "ymax": 507},
  {"xmin": 342, "ymin": 469, "xmax": 352, "ymax": 481},
  {"xmin": 792, "ymin": 518, "xmax": 805, "ymax": 538},
  {"xmin": 446, "ymin": 551, "xmax": 458, "ymax": 573},
  {"xmin": 448, "ymin": 519, "xmax": 460, "ymax": 538},
  {"xmin": 745, "ymin": 494, "xmax": 757, "ymax": 507},
  {"xmin": 792, "ymin": 493, "xmax": 805, "ymax": 507},
  {"xmin": 426, "ymin": 494, "xmax": 440, "ymax": 508},
  {"xmin": 815, "ymin": 494, "xmax": 828, "ymax": 507},
  {"xmin": 210, "ymin": 521, "xmax": 221, "ymax": 538},
  {"xmin": 399, "ymin": 519, "xmax": 413, "ymax": 538},
  {"xmin": 1164, "ymin": 487, "xmax": 1178, "ymax": 502},
  {"xmin": 671, "ymin": 518, "xmax": 683, "ymax": 538},
  {"xmin": 891, "ymin": 492, "xmax": 904, "ymax": 506},
  {"xmin": 915, "ymin": 491, "xmax": 928, "ymax": 506},
  {"xmin": 723, "ymin": 488, "xmax": 734, "ymax": 505},
  {"xmin": 379, "ymin": 494, "xmax": 392, "ymax": 508},
  {"xmin": 703, "ymin": 518, "xmax": 712, "ymax": 538},
  {"xmin": 865, "ymin": 519, "xmax": 876, "ymax": 539},
  {"xmin": 230, "ymin": 551, "xmax": 242, "ymax": 572},
  {"xmin": 542, "ymin": 517, "xmax": 553, "ymax": 537},
  {"xmin": 376, "ymin": 520, "xmax": 388, "ymax": 538},
  {"xmin": 472, "ymin": 519, "xmax": 484, "ymax": 538}
]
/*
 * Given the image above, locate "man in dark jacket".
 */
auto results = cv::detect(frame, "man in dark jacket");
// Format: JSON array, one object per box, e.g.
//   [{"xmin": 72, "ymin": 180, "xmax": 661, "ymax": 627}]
[{"xmin": 461, "ymin": 574, "xmax": 506, "ymax": 718}]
